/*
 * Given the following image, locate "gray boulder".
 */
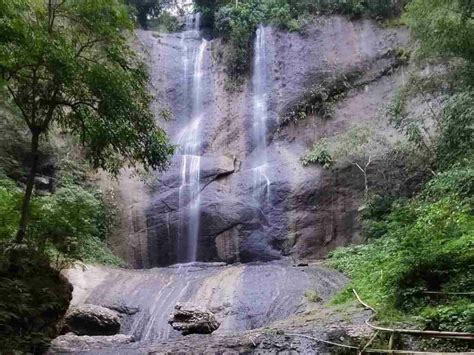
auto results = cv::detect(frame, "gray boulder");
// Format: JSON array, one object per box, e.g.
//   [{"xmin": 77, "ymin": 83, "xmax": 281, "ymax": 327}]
[
  {"xmin": 63, "ymin": 304, "xmax": 121, "ymax": 336},
  {"xmin": 168, "ymin": 304, "xmax": 220, "ymax": 335},
  {"xmin": 48, "ymin": 333, "xmax": 134, "ymax": 353}
]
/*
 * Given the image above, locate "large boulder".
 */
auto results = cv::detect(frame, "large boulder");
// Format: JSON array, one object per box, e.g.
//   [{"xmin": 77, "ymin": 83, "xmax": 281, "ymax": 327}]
[
  {"xmin": 168, "ymin": 304, "xmax": 220, "ymax": 335},
  {"xmin": 48, "ymin": 333, "xmax": 135, "ymax": 353},
  {"xmin": 63, "ymin": 304, "xmax": 121, "ymax": 336}
]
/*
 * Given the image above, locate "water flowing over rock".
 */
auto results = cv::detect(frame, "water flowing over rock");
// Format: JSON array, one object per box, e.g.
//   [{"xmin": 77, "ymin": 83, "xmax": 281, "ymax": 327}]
[
  {"xmin": 49, "ymin": 7, "xmax": 419, "ymax": 354},
  {"xmin": 168, "ymin": 304, "xmax": 220, "ymax": 335},
  {"xmin": 251, "ymin": 25, "xmax": 272, "ymax": 201},
  {"xmin": 105, "ymin": 14, "xmax": 409, "ymax": 268},
  {"xmin": 59, "ymin": 262, "xmax": 347, "ymax": 344}
]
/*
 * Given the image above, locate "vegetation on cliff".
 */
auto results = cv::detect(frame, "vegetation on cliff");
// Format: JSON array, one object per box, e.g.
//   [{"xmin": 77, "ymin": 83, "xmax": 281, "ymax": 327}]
[
  {"xmin": 328, "ymin": 0, "xmax": 474, "ymax": 340},
  {"xmin": 197, "ymin": 0, "xmax": 405, "ymax": 79},
  {"xmin": 0, "ymin": 0, "xmax": 173, "ymax": 351}
]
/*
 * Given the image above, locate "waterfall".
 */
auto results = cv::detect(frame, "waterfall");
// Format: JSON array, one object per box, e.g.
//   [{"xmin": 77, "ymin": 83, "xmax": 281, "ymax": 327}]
[
  {"xmin": 177, "ymin": 13, "xmax": 207, "ymax": 263},
  {"xmin": 251, "ymin": 25, "xmax": 271, "ymax": 201}
]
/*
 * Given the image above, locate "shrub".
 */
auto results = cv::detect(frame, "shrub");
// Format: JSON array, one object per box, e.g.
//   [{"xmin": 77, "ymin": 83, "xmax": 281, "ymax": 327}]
[
  {"xmin": 301, "ymin": 139, "xmax": 333, "ymax": 168},
  {"xmin": 421, "ymin": 301, "xmax": 474, "ymax": 333},
  {"xmin": 0, "ymin": 176, "xmax": 123, "ymax": 267},
  {"xmin": 203, "ymin": 0, "xmax": 404, "ymax": 78},
  {"xmin": 329, "ymin": 166, "xmax": 474, "ymax": 331},
  {"xmin": 148, "ymin": 11, "xmax": 182, "ymax": 32},
  {"xmin": 0, "ymin": 249, "xmax": 71, "ymax": 353},
  {"xmin": 436, "ymin": 91, "xmax": 474, "ymax": 170},
  {"xmin": 305, "ymin": 290, "xmax": 322, "ymax": 302}
]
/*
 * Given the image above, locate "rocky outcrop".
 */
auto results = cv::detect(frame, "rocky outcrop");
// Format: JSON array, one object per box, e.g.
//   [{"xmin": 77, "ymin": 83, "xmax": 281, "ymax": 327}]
[
  {"xmin": 103, "ymin": 16, "xmax": 411, "ymax": 268},
  {"xmin": 63, "ymin": 304, "xmax": 121, "ymax": 336},
  {"xmin": 48, "ymin": 333, "xmax": 135, "ymax": 353},
  {"xmin": 168, "ymin": 304, "xmax": 220, "ymax": 335},
  {"xmin": 61, "ymin": 262, "xmax": 347, "ymax": 343}
]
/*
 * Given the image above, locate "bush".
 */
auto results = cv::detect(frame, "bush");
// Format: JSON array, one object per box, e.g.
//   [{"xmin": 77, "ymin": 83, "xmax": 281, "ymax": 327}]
[
  {"xmin": 0, "ymin": 174, "xmax": 22, "ymax": 238},
  {"xmin": 202, "ymin": 0, "xmax": 405, "ymax": 78},
  {"xmin": 0, "ymin": 176, "xmax": 123, "ymax": 267},
  {"xmin": 304, "ymin": 290, "xmax": 322, "ymax": 302},
  {"xmin": 421, "ymin": 301, "xmax": 474, "ymax": 333},
  {"xmin": 436, "ymin": 91, "xmax": 474, "ymax": 170},
  {"xmin": 0, "ymin": 249, "xmax": 71, "ymax": 353},
  {"xmin": 301, "ymin": 139, "xmax": 333, "ymax": 168},
  {"xmin": 329, "ymin": 166, "xmax": 474, "ymax": 330},
  {"xmin": 215, "ymin": 1, "xmax": 267, "ymax": 77},
  {"xmin": 148, "ymin": 11, "xmax": 182, "ymax": 32}
]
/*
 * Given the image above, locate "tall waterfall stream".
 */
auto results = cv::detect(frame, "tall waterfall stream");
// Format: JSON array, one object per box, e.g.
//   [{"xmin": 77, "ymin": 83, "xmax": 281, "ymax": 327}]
[{"xmin": 49, "ymin": 5, "xmax": 411, "ymax": 352}]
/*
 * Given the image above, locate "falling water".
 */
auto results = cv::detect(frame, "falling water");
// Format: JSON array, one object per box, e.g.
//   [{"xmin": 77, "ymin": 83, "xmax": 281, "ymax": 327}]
[
  {"xmin": 177, "ymin": 13, "xmax": 207, "ymax": 263},
  {"xmin": 251, "ymin": 25, "xmax": 271, "ymax": 201}
]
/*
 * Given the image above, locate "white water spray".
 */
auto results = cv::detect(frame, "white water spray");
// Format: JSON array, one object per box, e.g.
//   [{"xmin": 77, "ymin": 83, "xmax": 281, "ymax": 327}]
[
  {"xmin": 177, "ymin": 14, "xmax": 207, "ymax": 263},
  {"xmin": 251, "ymin": 25, "xmax": 271, "ymax": 200}
]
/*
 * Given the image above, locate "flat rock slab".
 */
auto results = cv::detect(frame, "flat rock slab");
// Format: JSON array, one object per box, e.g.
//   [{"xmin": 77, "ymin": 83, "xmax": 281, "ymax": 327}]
[{"xmin": 48, "ymin": 333, "xmax": 135, "ymax": 353}]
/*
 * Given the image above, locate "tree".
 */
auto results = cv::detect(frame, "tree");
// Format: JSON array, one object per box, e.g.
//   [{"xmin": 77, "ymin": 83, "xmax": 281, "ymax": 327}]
[
  {"xmin": 127, "ymin": 0, "xmax": 163, "ymax": 29},
  {"xmin": 333, "ymin": 127, "xmax": 389, "ymax": 199},
  {"xmin": 0, "ymin": 0, "xmax": 174, "ymax": 243},
  {"xmin": 404, "ymin": 0, "xmax": 474, "ymax": 64}
]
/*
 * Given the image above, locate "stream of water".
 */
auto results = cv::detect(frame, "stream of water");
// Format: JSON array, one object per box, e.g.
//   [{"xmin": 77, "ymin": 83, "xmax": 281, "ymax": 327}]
[
  {"xmin": 251, "ymin": 25, "xmax": 271, "ymax": 202},
  {"xmin": 177, "ymin": 13, "xmax": 207, "ymax": 263}
]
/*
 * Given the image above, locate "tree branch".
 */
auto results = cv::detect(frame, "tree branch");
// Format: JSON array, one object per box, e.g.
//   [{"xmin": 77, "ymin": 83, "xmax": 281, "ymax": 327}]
[{"xmin": 6, "ymin": 85, "xmax": 31, "ymax": 127}]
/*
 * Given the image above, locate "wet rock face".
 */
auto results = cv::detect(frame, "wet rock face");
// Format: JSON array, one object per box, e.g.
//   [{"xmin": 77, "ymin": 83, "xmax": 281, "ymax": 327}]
[
  {"xmin": 168, "ymin": 304, "xmax": 220, "ymax": 335},
  {"xmin": 63, "ymin": 304, "xmax": 121, "ymax": 336},
  {"xmin": 108, "ymin": 17, "xmax": 410, "ymax": 268},
  {"xmin": 61, "ymin": 263, "xmax": 347, "ymax": 343}
]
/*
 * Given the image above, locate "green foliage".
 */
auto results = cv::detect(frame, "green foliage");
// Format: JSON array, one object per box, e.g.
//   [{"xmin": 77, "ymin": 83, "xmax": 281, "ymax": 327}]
[
  {"xmin": 436, "ymin": 91, "xmax": 474, "ymax": 169},
  {"xmin": 32, "ymin": 185, "xmax": 123, "ymax": 266},
  {"xmin": 127, "ymin": 0, "xmax": 164, "ymax": 29},
  {"xmin": 301, "ymin": 138, "xmax": 333, "ymax": 168},
  {"xmin": 0, "ymin": 175, "xmax": 123, "ymax": 267},
  {"xmin": 0, "ymin": 172, "xmax": 21, "ymax": 233},
  {"xmin": 404, "ymin": 0, "xmax": 474, "ymax": 65},
  {"xmin": 360, "ymin": 195, "xmax": 397, "ymax": 240},
  {"xmin": 421, "ymin": 301, "xmax": 474, "ymax": 333},
  {"xmin": 304, "ymin": 289, "xmax": 322, "ymax": 302},
  {"xmin": 149, "ymin": 11, "xmax": 182, "ymax": 32},
  {"xmin": 387, "ymin": 66, "xmax": 473, "ymax": 171},
  {"xmin": 329, "ymin": 166, "xmax": 474, "ymax": 331},
  {"xmin": 281, "ymin": 72, "xmax": 361, "ymax": 125},
  {"xmin": 215, "ymin": 0, "xmax": 267, "ymax": 77},
  {"xmin": 330, "ymin": 0, "xmax": 474, "ymax": 330},
  {"xmin": 0, "ymin": 249, "xmax": 71, "ymax": 353},
  {"xmin": 0, "ymin": 0, "xmax": 174, "ymax": 176},
  {"xmin": 202, "ymin": 0, "xmax": 403, "ymax": 78}
]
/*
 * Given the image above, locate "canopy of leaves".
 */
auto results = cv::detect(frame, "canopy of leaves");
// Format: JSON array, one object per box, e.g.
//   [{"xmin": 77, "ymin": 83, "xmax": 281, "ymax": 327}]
[
  {"xmin": 0, "ymin": 0, "xmax": 174, "ymax": 176},
  {"xmin": 201, "ymin": 0, "xmax": 403, "ymax": 77},
  {"xmin": 0, "ymin": 174, "xmax": 123, "ymax": 266},
  {"xmin": 127, "ymin": 0, "xmax": 167, "ymax": 29},
  {"xmin": 329, "ymin": 166, "xmax": 474, "ymax": 332},
  {"xmin": 404, "ymin": 0, "xmax": 474, "ymax": 64}
]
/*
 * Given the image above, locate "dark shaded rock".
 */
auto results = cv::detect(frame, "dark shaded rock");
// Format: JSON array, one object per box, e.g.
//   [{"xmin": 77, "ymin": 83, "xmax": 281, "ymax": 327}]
[
  {"xmin": 168, "ymin": 304, "xmax": 220, "ymax": 335},
  {"xmin": 107, "ymin": 18, "xmax": 412, "ymax": 269},
  {"xmin": 48, "ymin": 333, "xmax": 135, "ymax": 353},
  {"xmin": 63, "ymin": 304, "xmax": 121, "ymax": 336},
  {"xmin": 34, "ymin": 175, "xmax": 53, "ymax": 190}
]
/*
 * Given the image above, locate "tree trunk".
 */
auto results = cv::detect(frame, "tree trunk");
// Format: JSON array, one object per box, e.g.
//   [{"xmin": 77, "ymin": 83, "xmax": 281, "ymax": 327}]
[{"xmin": 16, "ymin": 131, "xmax": 40, "ymax": 244}]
